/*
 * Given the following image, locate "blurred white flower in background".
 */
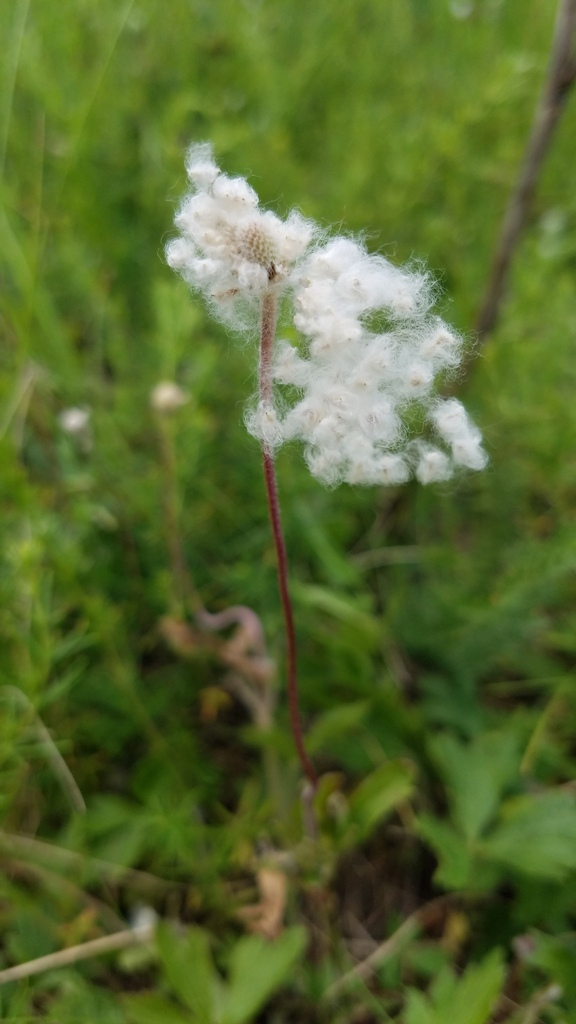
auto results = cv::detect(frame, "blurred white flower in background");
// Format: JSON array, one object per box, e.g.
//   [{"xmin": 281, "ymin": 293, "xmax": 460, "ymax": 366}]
[
  {"xmin": 58, "ymin": 407, "xmax": 90, "ymax": 434},
  {"xmin": 150, "ymin": 381, "xmax": 189, "ymax": 413},
  {"xmin": 58, "ymin": 407, "xmax": 92, "ymax": 452},
  {"xmin": 449, "ymin": 1, "xmax": 475, "ymax": 19}
]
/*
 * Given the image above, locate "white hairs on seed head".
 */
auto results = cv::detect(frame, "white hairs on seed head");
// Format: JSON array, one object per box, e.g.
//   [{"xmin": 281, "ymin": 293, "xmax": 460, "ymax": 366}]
[
  {"xmin": 167, "ymin": 143, "xmax": 486, "ymax": 486},
  {"xmin": 166, "ymin": 142, "xmax": 317, "ymax": 330}
]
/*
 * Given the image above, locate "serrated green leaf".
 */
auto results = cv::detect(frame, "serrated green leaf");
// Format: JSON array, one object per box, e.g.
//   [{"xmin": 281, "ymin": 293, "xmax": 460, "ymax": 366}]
[
  {"xmin": 156, "ymin": 923, "xmax": 216, "ymax": 1024},
  {"xmin": 348, "ymin": 760, "xmax": 416, "ymax": 843},
  {"xmin": 444, "ymin": 950, "xmax": 505, "ymax": 1024},
  {"xmin": 221, "ymin": 926, "xmax": 306, "ymax": 1024},
  {"xmin": 416, "ymin": 815, "xmax": 474, "ymax": 890},
  {"xmin": 482, "ymin": 790, "xmax": 576, "ymax": 880},
  {"xmin": 405, "ymin": 952, "xmax": 504, "ymax": 1024},
  {"xmin": 429, "ymin": 731, "xmax": 520, "ymax": 842},
  {"xmin": 123, "ymin": 992, "xmax": 192, "ymax": 1024}
]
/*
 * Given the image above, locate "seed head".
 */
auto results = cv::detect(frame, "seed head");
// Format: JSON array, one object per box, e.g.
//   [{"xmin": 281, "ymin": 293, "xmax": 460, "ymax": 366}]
[
  {"xmin": 167, "ymin": 144, "xmax": 487, "ymax": 486},
  {"xmin": 166, "ymin": 144, "xmax": 315, "ymax": 325}
]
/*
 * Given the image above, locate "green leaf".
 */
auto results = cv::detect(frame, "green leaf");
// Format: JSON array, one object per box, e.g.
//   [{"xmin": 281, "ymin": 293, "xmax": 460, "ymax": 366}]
[
  {"xmin": 429, "ymin": 731, "xmax": 520, "ymax": 842},
  {"xmin": 123, "ymin": 992, "xmax": 192, "ymax": 1024},
  {"xmin": 416, "ymin": 815, "xmax": 475, "ymax": 890},
  {"xmin": 482, "ymin": 790, "xmax": 576, "ymax": 881},
  {"xmin": 348, "ymin": 760, "xmax": 416, "ymax": 843},
  {"xmin": 444, "ymin": 950, "xmax": 505, "ymax": 1024},
  {"xmin": 293, "ymin": 501, "xmax": 362, "ymax": 587},
  {"xmin": 221, "ymin": 926, "xmax": 306, "ymax": 1024},
  {"xmin": 527, "ymin": 931, "xmax": 576, "ymax": 1000},
  {"xmin": 405, "ymin": 952, "xmax": 504, "ymax": 1024},
  {"xmin": 404, "ymin": 988, "xmax": 436, "ymax": 1024},
  {"xmin": 86, "ymin": 796, "xmax": 150, "ymax": 867},
  {"xmin": 403, "ymin": 941, "xmax": 451, "ymax": 980},
  {"xmin": 292, "ymin": 583, "xmax": 380, "ymax": 640},
  {"xmin": 306, "ymin": 700, "xmax": 369, "ymax": 754},
  {"xmin": 156, "ymin": 923, "xmax": 216, "ymax": 1024}
]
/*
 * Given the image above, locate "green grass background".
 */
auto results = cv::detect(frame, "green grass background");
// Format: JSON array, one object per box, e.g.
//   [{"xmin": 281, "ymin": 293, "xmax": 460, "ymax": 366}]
[{"xmin": 2, "ymin": 0, "xmax": 576, "ymax": 1020}]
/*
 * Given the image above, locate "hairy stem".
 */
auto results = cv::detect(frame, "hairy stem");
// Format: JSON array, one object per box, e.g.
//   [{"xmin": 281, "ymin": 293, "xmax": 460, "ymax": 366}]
[{"xmin": 259, "ymin": 292, "xmax": 317, "ymax": 788}]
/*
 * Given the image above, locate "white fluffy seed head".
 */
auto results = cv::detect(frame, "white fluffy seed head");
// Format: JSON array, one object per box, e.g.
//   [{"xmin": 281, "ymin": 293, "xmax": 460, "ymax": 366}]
[
  {"xmin": 305, "ymin": 447, "xmax": 342, "ymax": 486},
  {"xmin": 430, "ymin": 398, "xmax": 474, "ymax": 443},
  {"xmin": 420, "ymin": 325, "xmax": 462, "ymax": 367},
  {"xmin": 167, "ymin": 142, "xmax": 486, "ymax": 487},
  {"xmin": 357, "ymin": 399, "xmax": 400, "ymax": 443},
  {"xmin": 211, "ymin": 174, "xmax": 259, "ymax": 208},
  {"xmin": 234, "ymin": 220, "xmax": 277, "ymax": 268},
  {"xmin": 266, "ymin": 242, "xmax": 486, "ymax": 485},
  {"xmin": 404, "ymin": 362, "xmax": 434, "ymax": 396},
  {"xmin": 185, "ymin": 142, "xmax": 219, "ymax": 187},
  {"xmin": 373, "ymin": 454, "xmax": 410, "ymax": 486},
  {"xmin": 451, "ymin": 437, "xmax": 488, "ymax": 470},
  {"xmin": 166, "ymin": 143, "xmax": 316, "ymax": 323},
  {"xmin": 415, "ymin": 445, "xmax": 453, "ymax": 484},
  {"xmin": 245, "ymin": 401, "xmax": 284, "ymax": 452}
]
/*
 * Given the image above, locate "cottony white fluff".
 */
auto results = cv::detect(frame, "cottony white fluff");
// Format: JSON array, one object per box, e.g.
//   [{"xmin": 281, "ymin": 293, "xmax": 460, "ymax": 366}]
[
  {"xmin": 166, "ymin": 143, "xmax": 316, "ymax": 325},
  {"xmin": 167, "ymin": 144, "xmax": 487, "ymax": 486}
]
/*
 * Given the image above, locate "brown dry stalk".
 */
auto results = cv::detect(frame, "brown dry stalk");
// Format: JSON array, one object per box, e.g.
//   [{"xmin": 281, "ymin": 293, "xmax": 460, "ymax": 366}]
[
  {"xmin": 324, "ymin": 894, "xmax": 457, "ymax": 999},
  {"xmin": 476, "ymin": 0, "xmax": 576, "ymax": 339},
  {"xmin": 0, "ymin": 921, "xmax": 155, "ymax": 987}
]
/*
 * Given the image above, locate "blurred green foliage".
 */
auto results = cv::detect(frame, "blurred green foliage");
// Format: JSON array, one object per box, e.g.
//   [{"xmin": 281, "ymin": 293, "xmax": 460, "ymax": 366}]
[{"xmin": 1, "ymin": 0, "xmax": 576, "ymax": 1020}]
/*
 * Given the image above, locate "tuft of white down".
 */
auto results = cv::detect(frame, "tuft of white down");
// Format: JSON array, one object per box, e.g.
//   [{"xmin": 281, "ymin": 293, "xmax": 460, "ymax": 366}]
[
  {"xmin": 250, "ymin": 237, "xmax": 487, "ymax": 485},
  {"xmin": 166, "ymin": 143, "xmax": 316, "ymax": 325},
  {"xmin": 167, "ymin": 143, "xmax": 487, "ymax": 486}
]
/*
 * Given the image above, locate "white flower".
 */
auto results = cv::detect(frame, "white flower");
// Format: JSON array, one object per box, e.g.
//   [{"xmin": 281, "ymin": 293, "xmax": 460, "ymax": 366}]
[
  {"xmin": 58, "ymin": 407, "xmax": 90, "ymax": 434},
  {"xmin": 450, "ymin": 1, "xmax": 474, "ymax": 19},
  {"xmin": 58, "ymin": 407, "xmax": 92, "ymax": 453}
]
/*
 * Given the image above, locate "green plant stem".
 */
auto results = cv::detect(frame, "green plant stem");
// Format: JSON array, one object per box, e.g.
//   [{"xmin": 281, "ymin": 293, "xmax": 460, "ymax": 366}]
[
  {"xmin": 0, "ymin": 686, "xmax": 85, "ymax": 813},
  {"xmin": 259, "ymin": 292, "xmax": 317, "ymax": 790},
  {"xmin": 155, "ymin": 397, "xmax": 287, "ymax": 811},
  {"xmin": 156, "ymin": 411, "xmax": 203, "ymax": 615}
]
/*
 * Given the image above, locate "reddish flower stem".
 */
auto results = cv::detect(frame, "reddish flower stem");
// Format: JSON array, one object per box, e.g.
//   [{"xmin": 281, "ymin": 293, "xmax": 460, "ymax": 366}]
[{"xmin": 259, "ymin": 292, "xmax": 317, "ymax": 789}]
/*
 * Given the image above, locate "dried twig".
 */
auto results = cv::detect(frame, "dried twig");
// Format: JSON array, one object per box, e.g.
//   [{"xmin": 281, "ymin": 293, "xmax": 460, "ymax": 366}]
[
  {"xmin": 476, "ymin": 0, "xmax": 576, "ymax": 340},
  {"xmin": 0, "ymin": 921, "xmax": 154, "ymax": 987},
  {"xmin": 324, "ymin": 894, "xmax": 454, "ymax": 1000}
]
